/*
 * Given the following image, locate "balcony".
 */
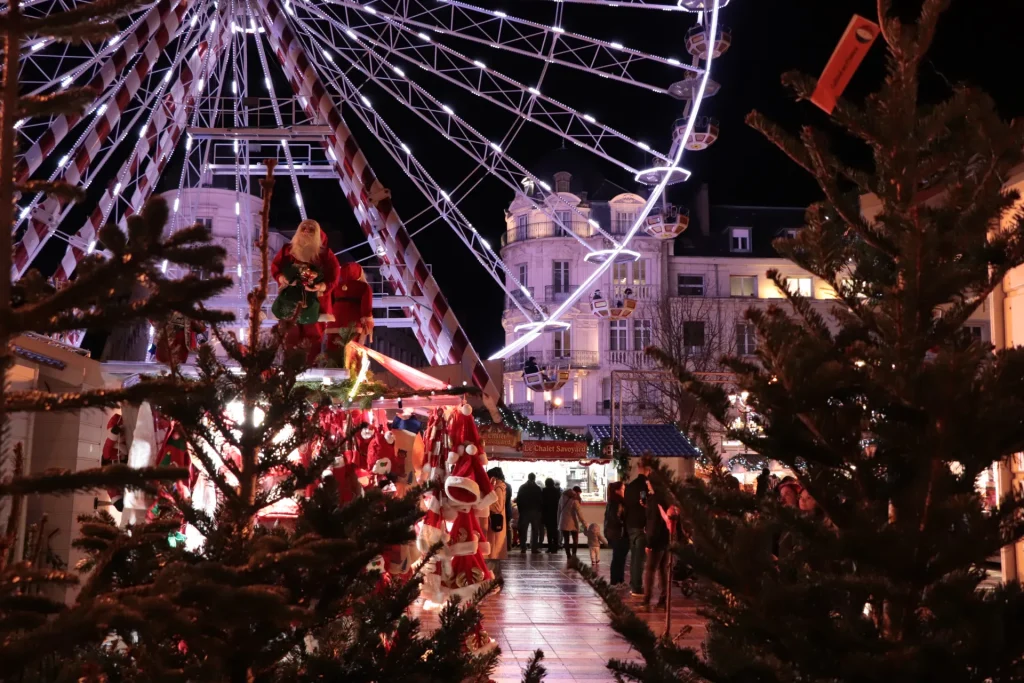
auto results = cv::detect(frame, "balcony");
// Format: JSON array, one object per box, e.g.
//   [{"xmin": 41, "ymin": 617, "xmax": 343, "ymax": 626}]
[
  {"xmin": 545, "ymin": 349, "xmax": 599, "ymax": 369},
  {"xmin": 608, "ymin": 349, "xmax": 652, "ymax": 366},
  {"xmin": 611, "ymin": 283, "xmax": 655, "ymax": 300},
  {"xmin": 544, "ymin": 284, "xmax": 580, "ymax": 303},
  {"xmin": 543, "ymin": 400, "xmax": 583, "ymax": 416},
  {"xmin": 505, "ymin": 286, "xmax": 536, "ymax": 310},
  {"xmin": 595, "ymin": 401, "xmax": 660, "ymax": 417},
  {"xmin": 502, "ymin": 219, "xmax": 594, "ymax": 247},
  {"xmin": 508, "ymin": 402, "xmax": 534, "ymax": 416}
]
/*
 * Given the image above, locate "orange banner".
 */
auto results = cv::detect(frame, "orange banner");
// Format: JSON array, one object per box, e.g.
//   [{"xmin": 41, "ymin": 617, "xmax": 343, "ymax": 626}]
[
  {"xmin": 480, "ymin": 424, "xmax": 520, "ymax": 449},
  {"xmin": 811, "ymin": 15, "xmax": 880, "ymax": 114},
  {"xmin": 521, "ymin": 440, "xmax": 588, "ymax": 459}
]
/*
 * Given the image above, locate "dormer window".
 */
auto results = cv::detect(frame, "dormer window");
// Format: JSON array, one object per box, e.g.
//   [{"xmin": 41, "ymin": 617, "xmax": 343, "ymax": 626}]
[
  {"xmin": 554, "ymin": 171, "xmax": 572, "ymax": 193},
  {"xmin": 730, "ymin": 227, "xmax": 751, "ymax": 253}
]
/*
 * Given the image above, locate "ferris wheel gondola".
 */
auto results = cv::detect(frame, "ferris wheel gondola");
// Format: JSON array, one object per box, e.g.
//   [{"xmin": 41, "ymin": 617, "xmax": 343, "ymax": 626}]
[
  {"xmin": 523, "ymin": 368, "xmax": 572, "ymax": 393},
  {"xmin": 645, "ymin": 206, "xmax": 690, "ymax": 239},
  {"xmin": 591, "ymin": 289, "xmax": 638, "ymax": 320}
]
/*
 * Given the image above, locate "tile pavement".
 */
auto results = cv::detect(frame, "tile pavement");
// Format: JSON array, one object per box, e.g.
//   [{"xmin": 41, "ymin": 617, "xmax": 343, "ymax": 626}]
[{"xmin": 412, "ymin": 549, "xmax": 706, "ymax": 682}]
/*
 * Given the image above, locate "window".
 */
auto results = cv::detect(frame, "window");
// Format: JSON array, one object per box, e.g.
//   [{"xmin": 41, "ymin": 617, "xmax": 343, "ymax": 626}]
[
  {"xmin": 632, "ymin": 259, "xmax": 648, "ymax": 285},
  {"xmin": 516, "ymin": 214, "xmax": 528, "ymax": 230},
  {"xmin": 730, "ymin": 227, "xmax": 751, "ymax": 253},
  {"xmin": 633, "ymin": 319, "xmax": 652, "ymax": 351},
  {"xmin": 609, "ymin": 320, "xmax": 628, "ymax": 351},
  {"xmin": 785, "ymin": 277, "xmax": 813, "ymax": 297},
  {"xmin": 614, "ymin": 211, "xmax": 637, "ymax": 233},
  {"xmin": 965, "ymin": 324, "xmax": 986, "ymax": 342},
  {"xmin": 553, "ymin": 328, "xmax": 571, "ymax": 358},
  {"xmin": 611, "ymin": 262, "xmax": 629, "ymax": 285},
  {"xmin": 552, "ymin": 261, "xmax": 570, "ymax": 293},
  {"xmin": 555, "ymin": 171, "xmax": 572, "ymax": 193},
  {"xmin": 730, "ymin": 275, "xmax": 757, "ymax": 297},
  {"xmin": 554, "ymin": 210, "xmax": 573, "ymax": 231},
  {"xmin": 517, "ymin": 263, "xmax": 528, "ymax": 288},
  {"xmin": 736, "ymin": 323, "xmax": 756, "ymax": 355},
  {"xmin": 683, "ymin": 321, "xmax": 705, "ymax": 349},
  {"xmin": 678, "ymin": 274, "xmax": 704, "ymax": 296}
]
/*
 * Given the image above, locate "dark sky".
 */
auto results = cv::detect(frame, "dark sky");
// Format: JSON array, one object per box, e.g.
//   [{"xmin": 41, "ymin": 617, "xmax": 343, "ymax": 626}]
[{"xmin": 80, "ymin": 1, "xmax": 1024, "ymax": 358}]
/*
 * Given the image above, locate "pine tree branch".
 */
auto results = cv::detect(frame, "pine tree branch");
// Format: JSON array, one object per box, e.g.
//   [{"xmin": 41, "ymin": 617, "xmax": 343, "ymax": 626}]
[
  {"xmin": 0, "ymin": 464, "xmax": 187, "ymax": 497},
  {"xmin": 4, "ymin": 379, "xmax": 215, "ymax": 413}
]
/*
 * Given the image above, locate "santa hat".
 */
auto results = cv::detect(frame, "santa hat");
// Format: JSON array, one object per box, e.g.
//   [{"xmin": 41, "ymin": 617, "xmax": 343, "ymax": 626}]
[
  {"xmin": 444, "ymin": 449, "xmax": 497, "ymax": 510},
  {"xmin": 448, "ymin": 403, "xmax": 480, "ymax": 451},
  {"xmin": 447, "ymin": 510, "xmax": 486, "ymax": 557},
  {"xmin": 367, "ymin": 427, "xmax": 399, "ymax": 477}
]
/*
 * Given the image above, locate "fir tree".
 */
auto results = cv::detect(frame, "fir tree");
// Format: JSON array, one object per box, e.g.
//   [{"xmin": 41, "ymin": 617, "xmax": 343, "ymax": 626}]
[
  {"xmin": 60, "ymin": 162, "xmax": 504, "ymax": 682},
  {"xmin": 581, "ymin": 2, "xmax": 1024, "ymax": 682},
  {"xmin": 0, "ymin": 0, "xmax": 235, "ymax": 674}
]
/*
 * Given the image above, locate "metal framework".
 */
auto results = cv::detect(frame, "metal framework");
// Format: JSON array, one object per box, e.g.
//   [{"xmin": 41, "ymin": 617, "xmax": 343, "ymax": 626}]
[{"xmin": 10, "ymin": 0, "xmax": 732, "ymax": 399}]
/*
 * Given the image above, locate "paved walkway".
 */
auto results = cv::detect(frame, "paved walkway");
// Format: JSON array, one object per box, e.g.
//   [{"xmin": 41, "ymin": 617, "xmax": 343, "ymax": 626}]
[{"xmin": 415, "ymin": 549, "xmax": 706, "ymax": 682}]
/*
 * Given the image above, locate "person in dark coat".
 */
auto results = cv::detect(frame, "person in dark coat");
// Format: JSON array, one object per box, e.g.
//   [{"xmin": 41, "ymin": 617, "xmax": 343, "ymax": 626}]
[
  {"xmin": 542, "ymin": 478, "xmax": 562, "ymax": 553},
  {"xmin": 624, "ymin": 459, "xmax": 653, "ymax": 596},
  {"xmin": 523, "ymin": 357, "xmax": 540, "ymax": 375},
  {"xmin": 755, "ymin": 467, "xmax": 771, "ymax": 499},
  {"xmin": 515, "ymin": 473, "xmax": 544, "ymax": 554},
  {"xmin": 604, "ymin": 481, "xmax": 628, "ymax": 586},
  {"xmin": 643, "ymin": 501, "xmax": 678, "ymax": 609}
]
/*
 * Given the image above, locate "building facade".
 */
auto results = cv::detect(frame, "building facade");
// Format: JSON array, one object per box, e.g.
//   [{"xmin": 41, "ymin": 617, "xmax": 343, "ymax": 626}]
[{"xmin": 500, "ymin": 167, "xmax": 993, "ymax": 466}]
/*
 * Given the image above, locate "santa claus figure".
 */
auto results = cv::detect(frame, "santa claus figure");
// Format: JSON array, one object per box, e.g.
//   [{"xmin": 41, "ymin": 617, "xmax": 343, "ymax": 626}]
[
  {"xmin": 271, "ymin": 219, "xmax": 340, "ymax": 364},
  {"xmin": 325, "ymin": 261, "xmax": 374, "ymax": 351}
]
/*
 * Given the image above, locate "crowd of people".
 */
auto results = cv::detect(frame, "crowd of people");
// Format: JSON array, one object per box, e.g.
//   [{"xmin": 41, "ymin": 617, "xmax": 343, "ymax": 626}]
[{"xmin": 478, "ymin": 458, "xmax": 827, "ymax": 612}]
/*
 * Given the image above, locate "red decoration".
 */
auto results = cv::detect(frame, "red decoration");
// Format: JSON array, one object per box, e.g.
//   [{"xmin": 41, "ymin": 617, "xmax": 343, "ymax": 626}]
[
  {"xmin": 270, "ymin": 226, "xmax": 340, "ymax": 364},
  {"xmin": 153, "ymin": 315, "xmax": 205, "ymax": 365},
  {"xmin": 326, "ymin": 261, "xmax": 374, "ymax": 347}
]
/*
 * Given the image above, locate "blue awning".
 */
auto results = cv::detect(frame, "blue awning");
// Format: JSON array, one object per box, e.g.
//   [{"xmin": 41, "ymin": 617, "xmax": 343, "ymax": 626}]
[{"xmin": 587, "ymin": 424, "xmax": 699, "ymax": 458}]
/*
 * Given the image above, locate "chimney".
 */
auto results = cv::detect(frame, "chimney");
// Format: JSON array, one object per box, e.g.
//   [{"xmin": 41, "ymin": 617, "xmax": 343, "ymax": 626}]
[{"xmin": 697, "ymin": 183, "xmax": 711, "ymax": 236}]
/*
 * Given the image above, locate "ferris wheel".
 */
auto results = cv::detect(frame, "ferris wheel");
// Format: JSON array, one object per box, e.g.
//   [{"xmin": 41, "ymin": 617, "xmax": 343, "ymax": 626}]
[{"xmin": 10, "ymin": 0, "xmax": 731, "ymax": 395}]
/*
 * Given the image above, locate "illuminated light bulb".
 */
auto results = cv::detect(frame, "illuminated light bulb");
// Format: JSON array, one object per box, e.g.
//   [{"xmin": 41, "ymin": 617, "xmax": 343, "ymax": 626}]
[
  {"xmin": 440, "ymin": 191, "xmax": 450, "ymax": 201},
  {"xmin": 323, "ymin": 49, "xmax": 334, "ymax": 62},
  {"xmin": 235, "ymin": 201, "xmax": 240, "ymax": 216},
  {"xmin": 401, "ymin": 143, "xmax": 411, "ymax": 153},
  {"xmin": 441, "ymin": 104, "xmax": 453, "ymax": 115},
  {"xmin": 520, "ymin": 285, "xmax": 529, "ymax": 295},
  {"xmin": 346, "ymin": 29, "xmax": 357, "ymax": 39},
  {"xmin": 538, "ymin": 180, "xmax": 551, "ymax": 191},
  {"xmin": 295, "ymin": 195, "xmax": 302, "ymax": 207},
  {"xmin": 233, "ymin": 139, "xmax": 239, "ymax": 153},
  {"xmin": 473, "ymin": 60, "xmax": 486, "ymax": 69},
  {"xmin": 109, "ymin": 35, "xmax": 120, "ymax": 46},
  {"xmin": 637, "ymin": 141, "xmax": 650, "ymax": 150},
  {"xmin": 327, "ymin": 147, "xmax": 337, "ymax": 161},
  {"xmin": 490, "ymin": 142, "xmax": 502, "ymax": 153},
  {"xmin": 667, "ymin": 58, "xmax": 681, "ymax": 66},
  {"xmin": 138, "ymin": 124, "xmax": 148, "ymax": 138},
  {"xmin": 19, "ymin": 207, "xmax": 30, "ymax": 220},
  {"xmin": 364, "ymin": 5, "xmax": 376, "ymax": 13},
  {"xmin": 58, "ymin": 155, "xmax": 69, "ymax": 167},
  {"xmin": 527, "ymin": 87, "xmax": 539, "ymax": 95},
  {"xmin": 95, "ymin": 104, "xmax": 107, "ymax": 117},
  {"xmin": 418, "ymin": 32, "xmax": 431, "ymax": 41},
  {"xmin": 190, "ymin": 15, "xmax": 198, "ymax": 26},
  {"xmin": 360, "ymin": 95, "xmax": 371, "ymax": 107},
  {"xmin": 164, "ymin": 71, "xmax": 172, "ymax": 83},
  {"xmin": 60, "ymin": 76, "xmax": 72, "ymax": 89},
  {"xmin": 393, "ymin": 66, "xmax": 404, "ymax": 76},
  {"xmin": 610, "ymin": 42, "xmax": 624, "ymax": 49},
  {"xmin": 112, "ymin": 182, "xmax": 122, "ymax": 195},
  {"xmin": 481, "ymin": 238, "xmax": 491, "ymax": 250},
  {"xmin": 30, "ymin": 41, "xmax": 45, "ymax": 51},
  {"xmin": 551, "ymin": 26, "xmax": 565, "ymax": 33},
  {"xmin": 236, "ymin": 264, "xmax": 243, "ymax": 276},
  {"xmin": 493, "ymin": 10, "xmax": 506, "ymax": 17},
  {"xmin": 13, "ymin": 119, "xmax": 25, "ymax": 129},
  {"xmin": 87, "ymin": 240, "xmax": 97, "ymax": 253},
  {"xmin": 210, "ymin": 19, "xmax": 217, "ymax": 31},
  {"xmin": 279, "ymin": 139, "xmax": 286, "ymax": 147},
  {"xmin": 185, "ymin": 137, "xmax": 192, "ymax": 151},
  {"xmin": 265, "ymin": 77, "xmax": 271, "ymax": 89},
  {"xmin": 232, "ymin": 80, "xmax": 237, "ymax": 94},
  {"xmin": 173, "ymin": 198, "xmax": 180, "ymax": 212},
  {"xmin": 583, "ymin": 114, "xmax": 596, "ymax": 123},
  {"xmin": 196, "ymin": 78, "xmax": 204, "ymax": 93},
  {"xmin": 161, "ymin": 260, "xmax": 168, "ymax": 273}
]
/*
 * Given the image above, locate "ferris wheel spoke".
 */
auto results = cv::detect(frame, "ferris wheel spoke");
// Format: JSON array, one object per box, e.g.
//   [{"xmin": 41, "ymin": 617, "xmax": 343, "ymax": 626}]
[
  {"xmin": 284, "ymin": 32, "xmax": 545, "ymax": 321},
  {"xmin": 51, "ymin": 9, "xmax": 228, "ymax": 288},
  {"xmin": 526, "ymin": 0, "xmax": 699, "ymax": 10},
  {"xmin": 319, "ymin": 0, "xmax": 698, "ymax": 94},
  {"xmin": 12, "ymin": 13, "xmax": 215, "ymax": 279},
  {"xmin": 293, "ymin": 14, "xmax": 612, "ymax": 250},
  {"xmin": 490, "ymin": 1, "xmax": 725, "ymax": 361},
  {"xmin": 296, "ymin": 1, "xmax": 668, "ymax": 170}
]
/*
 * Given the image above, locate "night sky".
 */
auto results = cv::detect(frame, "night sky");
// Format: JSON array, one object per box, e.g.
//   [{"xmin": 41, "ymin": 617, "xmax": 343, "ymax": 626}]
[{"xmin": 75, "ymin": 1, "xmax": 1024, "ymax": 358}]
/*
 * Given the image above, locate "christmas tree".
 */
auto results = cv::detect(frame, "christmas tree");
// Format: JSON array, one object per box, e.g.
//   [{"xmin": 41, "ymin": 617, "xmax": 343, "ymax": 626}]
[
  {"xmin": 57, "ymin": 161, "xmax": 508, "ymax": 682},
  {"xmin": 0, "ymin": 0, "xmax": 236, "ymax": 676},
  {"xmin": 580, "ymin": 2, "xmax": 1024, "ymax": 682}
]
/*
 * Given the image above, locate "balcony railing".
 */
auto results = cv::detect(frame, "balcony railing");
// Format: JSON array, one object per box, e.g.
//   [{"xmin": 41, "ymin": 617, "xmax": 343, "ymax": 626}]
[
  {"xmin": 544, "ymin": 284, "xmax": 580, "ymax": 303},
  {"xmin": 503, "ymin": 351, "xmax": 530, "ymax": 374},
  {"xmin": 508, "ymin": 402, "xmax": 534, "ymax": 416},
  {"xmin": 505, "ymin": 286, "xmax": 536, "ymax": 310},
  {"xmin": 502, "ymin": 219, "xmax": 594, "ymax": 247},
  {"xmin": 608, "ymin": 349, "xmax": 652, "ymax": 366},
  {"xmin": 504, "ymin": 349, "xmax": 600, "ymax": 372},
  {"xmin": 611, "ymin": 283, "xmax": 655, "ymax": 300},
  {"xmin": 595, "ymin": 401, "xmax": 660, "ymax": 417},
  {"xmin": 544, "ymin": 400, "xmax": 583, "ymax": 416}
]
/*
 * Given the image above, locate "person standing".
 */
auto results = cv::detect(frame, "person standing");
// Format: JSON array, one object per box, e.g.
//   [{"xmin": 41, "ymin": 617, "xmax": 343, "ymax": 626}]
[
  {"xmin": 515, "ymin": 473, "xmax": 544, "ymax": 554},
  {"xmin": 643, "ymin": 503, "xmax": 678, "ymax": 610},
  {"xmin": 558, "ymin": 486, "xmax": 586, "ymax": 558},
  {"xmin": 755, "ymin": 467, "xmax": 771, "ymax": 499},
  {"xmin": 542, "ymin": 478, "xmax": 561, "ymax": 553},
  {"xmin": 485, "ymin": 467, "xmax": 508, "ymax": 561},
  {"xmin": 604, "ymin": 481, "xmax": 628, "ymax": 587},
  {"xmin": 624, "ymin": 459, "xmax": 652, "ymax": 597}
]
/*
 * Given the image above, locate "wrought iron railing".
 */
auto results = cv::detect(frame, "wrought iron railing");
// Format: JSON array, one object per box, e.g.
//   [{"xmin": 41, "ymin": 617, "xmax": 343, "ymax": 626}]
[
  {"xmin": 501, "ymin": 219, "xmax": 594, "ymax": 246},
  {"xmin": 508, "ymin": 402, "xmax": 534, "ymax": 416},
  {"xmin": 544, "ymin": 284, "xmax": 580, "ymax": 303},
  {"xmin": 595, "ymin": 401, "xmax": 660, "ymax": 417},
  {"xmin": 544, "ymin": 400, "xmax": 583, "ymax": 415},
  {"xmin": 544, "ymin": 349, "xmax": 599, "ymax": 369}
]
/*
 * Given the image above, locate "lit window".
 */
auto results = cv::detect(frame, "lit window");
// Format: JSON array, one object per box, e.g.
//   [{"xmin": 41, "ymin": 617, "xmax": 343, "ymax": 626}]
[
  {"xmin": 730, "ymin": 275, "xmax": 757, "ymax": 297},
  {"xmin": 735, "ymin": 323, "xmax": 756, "ymax": 355},
  {"xmin": 632, "ymin": 259, "xmax": 648, "ymax": 285},
  {"xmin": 677, "ymin": 274, "xmax": 704, "ymax": 296},
  {"xmin": 785, "ymin": 277, "xmax": 813, "ymax": 298},
  {"xmin": 553, "ymin": 328, "xmax": 571, "ymax": 357},
  {"xmin": 609, "ymin": 320, "xmax": 628, "ymax": 351},
  {"xmin": 614, "ymin": 211, "xmax": 637, "ymax": 233},
  {"xmin": 612, "ymin": 262, "xmax": 629, "ymax": 285},
  {"xmin": 730, "ymin": 227, "xmax": 751, "ymax": 252}
]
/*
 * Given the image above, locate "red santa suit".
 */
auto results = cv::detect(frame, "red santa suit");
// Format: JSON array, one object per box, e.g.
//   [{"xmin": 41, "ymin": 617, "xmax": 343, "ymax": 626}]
[
  {"xmin": 326, "ymin": 261, "xmax": 374, "ymax": 349},
  {"xmin": 271, "ymin": 226, "xmax": 340, "ymax": 364}
]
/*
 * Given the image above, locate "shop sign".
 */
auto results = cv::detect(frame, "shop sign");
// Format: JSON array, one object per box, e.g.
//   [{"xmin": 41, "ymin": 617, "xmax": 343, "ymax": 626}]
[
  {"xmin": 480, "ymin": 424, "xmax": 520, "ymax": 448},
  {"xmin": 521, "ymin": 440, "xmax": 588, "ymax": 459}
]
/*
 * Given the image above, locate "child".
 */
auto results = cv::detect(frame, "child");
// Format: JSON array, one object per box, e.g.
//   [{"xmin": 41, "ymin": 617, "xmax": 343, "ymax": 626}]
[{"xmin": 584, "ymin": 522, "xmax": 607, "ymax": 565}]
